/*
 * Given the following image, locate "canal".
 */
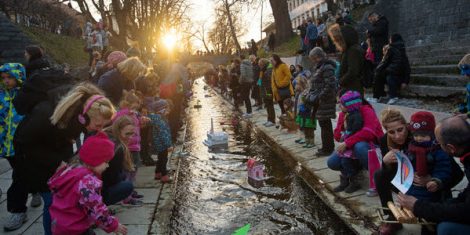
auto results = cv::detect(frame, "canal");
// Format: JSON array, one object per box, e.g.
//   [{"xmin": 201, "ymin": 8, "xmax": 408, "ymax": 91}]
[{"xmin": 170, "ymin": 79, "xmax": 352, "ymax": 234}]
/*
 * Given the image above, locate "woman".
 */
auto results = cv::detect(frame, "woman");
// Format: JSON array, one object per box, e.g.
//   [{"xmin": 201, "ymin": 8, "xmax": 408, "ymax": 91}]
[
  {"xmin": 102, "ymin": 115, "xmax": 137, "ymax": 205},
  {"xmin": 316, "ymin": 18, "xmax": 326, "ymax": 49},
  {"xmin": 258, "ymin": 58, "xmax": 276, "ymax": 127},
  {"xmin": 98, "ymin": 57, "xmax": 147, "ymax": 105},
  {"xmin": 308, "ymin": 47, "xmax": 337, "ymax": 156},
  {"xmin": 328, "ymin": 24, "xmax": 365, "ymax": 96},
  {"xmin": 13, "ymin": 82, "xmax": 115, "ymax": 234},
  {"xmin": 327, "ymin": 92, "xmax": 383, "ymax": 193},
  {"xmin": 24, "ymin": 45, "xmax": 50, "ymax": 78},
  {"xmin": 271, "ymin": 54, "xmax": 294, "ymax": 114}
]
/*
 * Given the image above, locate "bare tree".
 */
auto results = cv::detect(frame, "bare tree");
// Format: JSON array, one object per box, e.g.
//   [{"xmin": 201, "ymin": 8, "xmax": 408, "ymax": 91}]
[
  {"xmin": 207, "ymin": 4, "xmax": 246, "ymax": 54},
  {"xmin": 193, "ymin": 22, "xmax": 211, "ymax": 53}
]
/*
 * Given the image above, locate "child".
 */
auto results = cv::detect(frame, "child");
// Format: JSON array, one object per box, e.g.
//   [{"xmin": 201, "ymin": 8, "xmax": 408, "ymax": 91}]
[
  {"xmin": 278, "ymin": 98, "xmax": 297, "ymax": 133},
  {"xmin": 406, "ymin": 111, "xmax": 452, "ymax": 201},
  {"xmin": 294, "ymin": 75, "xmax": 316, "ymax": 148},
  {"xmin": 148, "ymin": 99, "xmax": 173, "ymax": 183},
  {"xmin": 338, "ymin": 91, "xmax": 364, "ymax": 158},
  {"xmin": 48, "ymin": 132, "xmax": 127, "ymax": 235}
]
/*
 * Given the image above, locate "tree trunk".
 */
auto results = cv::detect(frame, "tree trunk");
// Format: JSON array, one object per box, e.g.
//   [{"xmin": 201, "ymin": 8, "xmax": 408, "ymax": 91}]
[
  {"xmin": 223, "ymin": 0, "xmax": 242, "ymax": 53},
  {"xmin": 269, "ymin": 0, "xmax": 294, "ymax": 45}
]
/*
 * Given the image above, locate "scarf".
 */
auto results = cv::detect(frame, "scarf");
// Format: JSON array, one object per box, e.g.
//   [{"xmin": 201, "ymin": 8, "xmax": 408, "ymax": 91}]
[{"xmin": 407, "ymin": 140, "xmax": 435, "ymax": 176}]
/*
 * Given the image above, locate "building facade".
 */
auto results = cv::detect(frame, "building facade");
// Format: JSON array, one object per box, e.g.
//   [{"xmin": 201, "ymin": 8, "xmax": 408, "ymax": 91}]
[{"xmin": 287, "ymin": 0, "xmax": 329, "ymax": 29}]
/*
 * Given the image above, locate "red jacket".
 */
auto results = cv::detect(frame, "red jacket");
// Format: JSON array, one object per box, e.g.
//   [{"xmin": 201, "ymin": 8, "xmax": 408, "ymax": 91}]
[{"xmin": 334, "ymin": 104, "xmax": 384, "ymax": 148}]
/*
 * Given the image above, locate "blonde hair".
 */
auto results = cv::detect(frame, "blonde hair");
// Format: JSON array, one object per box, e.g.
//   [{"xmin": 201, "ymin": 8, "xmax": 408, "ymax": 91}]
[
  {"xmin": 380, "ymin": 108, "xmax": 407, "ymax": 129},
  {"xmin": 258, "ymin": 58, "xmax": 269, "ymax": 66},
  {"xmin": 51, "ymin": 83, "xmax": 116, "ymax": 129},
  {"xmin": 117, "ymin": 57, "xmax": 147, "ymax": 81},
  {"xmin": 144, "ymin": 68, "xmax": 160, "ymax": 86},
  {"xmin": 107, "ymin": 115, "xmax": 135, "ymax": 171},
  {"xmin": 119, "ymin": 89, "xmax": 141, "ymax": 110}
]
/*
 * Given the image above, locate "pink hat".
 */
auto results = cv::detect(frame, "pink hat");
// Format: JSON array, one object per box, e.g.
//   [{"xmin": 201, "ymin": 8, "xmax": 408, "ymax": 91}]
[
  {"xmin": 79, "ymin": 132, "xmax": 115, "ymax": 167},
  {"xmin": 107, "ymin": 51, "xmax": 127, "ymax": 69}
]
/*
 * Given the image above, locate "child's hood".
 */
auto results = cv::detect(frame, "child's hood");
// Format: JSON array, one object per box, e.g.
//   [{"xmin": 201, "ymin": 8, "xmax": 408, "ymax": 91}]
[
  {"xmin": 0, "ymin": 63, "xmax": 26, "ymax": 86},
  {"xmin": 48, "ymin": 165, "xmax": 94, "ymax": 197}
]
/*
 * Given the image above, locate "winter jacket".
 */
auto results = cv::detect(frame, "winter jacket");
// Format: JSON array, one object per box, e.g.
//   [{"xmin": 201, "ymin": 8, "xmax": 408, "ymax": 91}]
[
  {"xmin": 334, "ymin": 104, "xmax": 383, "ymax": 148},
  {"xmin": 113, "ymin": 108, "xmax": 141, "ymax": 152},
  {"xmin": 0, "ymin": 63, "xmax": 25, "ymax": 158},
  {"xmin": 259, "ymin": 63, "xmax": 273, "ymax": 99},
  {"xmin": 306, "ymin": 22, "xmax": 318, "ymax": 40},
  {"xmin": 102, "ymin": 143, "xmax": 127, "ymax": 190},
  {"xmin": 329, "ymin": 24, "xmax": 365, "ymax": 95},
  {"xmin": 367, "ymin": 16, "xmax": 389, "ymax": 54},
  {"xmin": 13, "ymin": 68, "xmax": 80, "ymax": 192},
  {"xmin": 98, "ymin": 68, "xmax": 133, "ymax": 106},
  {"xmin": 239, "ymin": 60, "xmax": 254, "ymax": 84},
  {"xmin": 160, "ymin": 63, "xmax": 189, "ymax": 99},
  {"xmin": 376, "ymin": 40, "xmax": 411, "ymax": 84},
  {"xmin": 310, "ymin": 59, "xmax": 337, "ymax": 120},
  {"xmin": 90, "ymin": 30, "xmax": 103, "ymax": 50},
  {"xmin": 404, "ymin": 144, "xmax": 452, "ymax": 200},
  {"xmin": 297, "ymin": 23, "xmax": 307, "ymax": 39},
  {"xmin": 271, "ymin": 63, "xmax": 294, "ymax": 101},
  {"xmin": 296, "ymin": 91, "xmax": 316, "ymax": 129},
  {"xmin": 25, "ymin": 57, "xmax": 50, "ymax": 78},
  {"xmin": 49, "ymin": 165, "xmax": 119, "ymax": 234},
  {"xmin": 149, "ymin": 113, "xmax": 172, "ymax": 154},
  {"xmin": 413, "ymin": 153, "xmax": 470, "ymax": 225}
]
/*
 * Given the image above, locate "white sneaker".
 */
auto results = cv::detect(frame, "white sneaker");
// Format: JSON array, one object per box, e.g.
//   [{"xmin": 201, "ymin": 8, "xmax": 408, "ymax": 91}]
[
  {"xmin": 4, "ymin": 213, "xmax": 27, "ymax": 231},
  {"xmin": 262, "ymin": 121, "xmax": 269, "ymax": 126},
  {"xmin": 366, "ymin": 97, "xmax": 378, "ymax": 103},
  {"xmin": 386, "ymin": 97, "xmax": 399, "ymax": 105},
  {"xmin": 265, "ymin": 121, "xmax": 275, "ymax": 127},
  {"xmin": 242, "ymin": 113, "xmax": 252, "ymax": 118}
]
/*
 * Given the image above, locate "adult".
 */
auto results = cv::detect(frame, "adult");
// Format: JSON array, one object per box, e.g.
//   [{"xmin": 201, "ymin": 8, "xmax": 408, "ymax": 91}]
[
  {"xmin": 268, "ymin": 32, "xmax": 276, "ymax": 52},
  {"xmin": 271, "ymin": 54, "xmax": 294, "ymax": 114},
  {"xmin": 308, "ymin": 47, "xmax": 337, "ymax": 156},
  {"xmin": 239, "ymin": 55, "xmax": 254, "ymax": 117},
  {"xmin": 325, "ymin": 12, "xmax": 337, "ymax": 53},
  {"xmin": 328, "ymin": 24, "xmax": 365, "ymax": 96},
  {"xmin": 229, "ymin": 59, "xmax": 241, "ymax": 108},
  {"xmin": 375, "ymin": 34, "xmax": 411, "ymax": 105},
  {"xmin": 249, "ymin": 55, "xmax": 262, "ymax": 108},
  {"xmin": 91, "ymin": 51, "xmax": 127, "ymax": 84},
  {"xmin": 367, "ymin": 12, "xmax": 389, "ymax": 63},
  {"xmin": 98, "ymin": 57, "xmax": 147, "ymax": 106},
  {"xmin": 249, "ymin": 39, "xmax": 258, "ymax": 56},
  {"xmin": 398, "ymin": 115, "xmax": 470, "ymax": 235},
  {"xmin": 327, "ymin": 93, "xmax": 383, "ymax": 193},
  {"xmin": 258, "ymin": 58, "xmax": 275, "ymax": 127},
  {"xmin": 24, "ymin": 45, "xmax": 50, "ymax": 78},
  {"xmin": 306, "ymin": 18, "xmax": 318, "ymax": 54},
  {"xmin": 297, "ymin": 19, "xmax": 308, "ymax": 53},
  {"xmin": 316, "ymin": 19, "xmax": 326, "ymax": 49}
]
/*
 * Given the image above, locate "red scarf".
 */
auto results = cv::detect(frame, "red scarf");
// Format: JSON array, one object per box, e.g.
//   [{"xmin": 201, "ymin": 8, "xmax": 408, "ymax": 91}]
[
  {"xmin": 408, "ymin": 143, "xmax": 434, "ymax": 176},
  {"xmin": 460, "ymin": 152, "xmax": 470, "ymax": 163}
]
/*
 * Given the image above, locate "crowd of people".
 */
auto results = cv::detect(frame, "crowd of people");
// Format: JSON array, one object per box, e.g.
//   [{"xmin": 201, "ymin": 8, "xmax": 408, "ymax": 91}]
[
  {"xmin": 203, "ymin": 15, "xmax": 470, "ymax": 234},
  {"xmin": 0, "ymin": 43, "xmax": 191, "ymax": 234}
]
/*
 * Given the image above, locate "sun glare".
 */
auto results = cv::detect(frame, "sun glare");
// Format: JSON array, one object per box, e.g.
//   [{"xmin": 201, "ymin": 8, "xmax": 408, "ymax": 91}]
[{"xmin": 162, "ymin": 32, "xmax": 177, "ymax": 50}]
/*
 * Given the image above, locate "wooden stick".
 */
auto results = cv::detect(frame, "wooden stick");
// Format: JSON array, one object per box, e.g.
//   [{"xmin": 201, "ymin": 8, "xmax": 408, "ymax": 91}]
[
  {"xmin": 387, "ymin": 201, "xmax": 406, "ymax": 223},
  {"xmin": 403, "ymin": 208, "xmax": 418, "ymax": 223}
]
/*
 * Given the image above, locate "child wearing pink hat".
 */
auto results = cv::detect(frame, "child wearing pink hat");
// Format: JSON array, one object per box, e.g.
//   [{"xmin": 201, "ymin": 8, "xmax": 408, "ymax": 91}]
[{"xmin": 48, "ymin": 132, "xmax": 127, "ymax": 235}]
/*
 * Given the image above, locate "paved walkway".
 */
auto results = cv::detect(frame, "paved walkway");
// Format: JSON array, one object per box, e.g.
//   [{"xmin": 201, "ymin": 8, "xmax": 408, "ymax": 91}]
[
  {"xmin": 0, "ymin": 151, "xmax": 179, "ymax": 234},
  {"xmin": 208, "ymin": 86, "xmax": 467, "ymax": 235}
]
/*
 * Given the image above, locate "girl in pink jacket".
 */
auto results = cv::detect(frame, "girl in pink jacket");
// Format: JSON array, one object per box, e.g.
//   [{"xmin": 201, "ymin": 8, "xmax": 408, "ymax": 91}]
[{"xmin": 48, "ymin": 132, "xmax": 127, "ymax": 235}]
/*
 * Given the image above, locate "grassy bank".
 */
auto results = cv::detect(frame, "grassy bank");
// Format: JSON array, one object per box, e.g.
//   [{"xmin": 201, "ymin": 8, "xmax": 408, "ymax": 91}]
[
  {"xmin": 20, "ymin": 26, "xmax": 88, "ymax": 67},
  {"xmin": 258, "ymin": 36, "xmax": 300, "ymax": 58}
]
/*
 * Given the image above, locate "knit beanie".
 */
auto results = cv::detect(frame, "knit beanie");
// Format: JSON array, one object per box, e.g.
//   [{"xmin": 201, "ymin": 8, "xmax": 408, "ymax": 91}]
[
  {"xmin": 79, "ymin": 132, "xmax": 115, "ymax": 167},
  {"xmin": 107, "ymin": 51, "xmax": 127, "ymax": 68},
  {"xmin": 149, "ymin": 99, "xmax": 168, "ymax": 113},
  {"xmin": 409, "ymin": 111, "xmax": 436, "ymax": 136},
  {"xmin": 340, "ymin": 90, "xmax": 362, "ymax": 112},
  {"xmin": 0, "ymin": 63, "xmax": 26, "ymax": 84}
]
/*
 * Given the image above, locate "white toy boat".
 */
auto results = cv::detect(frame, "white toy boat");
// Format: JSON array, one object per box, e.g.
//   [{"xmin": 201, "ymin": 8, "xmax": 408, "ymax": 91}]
[{"xmin": 203, "ymin": 118, "xmax": 228, "ymax": 148}]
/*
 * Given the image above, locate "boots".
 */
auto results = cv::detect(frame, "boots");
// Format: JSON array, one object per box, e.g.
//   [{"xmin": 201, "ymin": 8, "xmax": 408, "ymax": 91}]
[
  {"xmin": 344, "ymin": 174, "xmax": 361, "ymax": 193},
  {"xmin": 333, "ymin": 175, "xmax": 349, "ymax": 192}
]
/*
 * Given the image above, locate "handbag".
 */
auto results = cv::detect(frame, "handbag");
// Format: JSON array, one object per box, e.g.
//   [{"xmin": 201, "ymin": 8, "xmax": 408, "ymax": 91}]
[{"xmin": 273, "ymin": 72, "xmax": 291, "ymax": 100}]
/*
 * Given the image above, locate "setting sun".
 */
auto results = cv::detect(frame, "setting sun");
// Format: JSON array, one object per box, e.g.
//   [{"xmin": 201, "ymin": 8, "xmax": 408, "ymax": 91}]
[{"xmin": 162, "ymin": 31, "xmax": 177, "ymax": 50}]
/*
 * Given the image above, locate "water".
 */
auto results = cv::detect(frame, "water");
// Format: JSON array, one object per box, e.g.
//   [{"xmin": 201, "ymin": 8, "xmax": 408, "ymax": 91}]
[{"xmin": 170, "ymin": 79, "xmax": 352, "ymax": 235}]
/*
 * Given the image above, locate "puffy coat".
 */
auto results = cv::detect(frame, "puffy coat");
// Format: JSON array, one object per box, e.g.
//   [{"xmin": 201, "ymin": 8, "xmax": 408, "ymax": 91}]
[
  {"xmin": 271, "ymin": 63, "xmax": 294, "ymax": 101},
  {"xmin": 310, "ymin": 59, "xmax": 337, "ymax": 120},
  {"xmin": 334, "ymin": 104, "xmax": 383, "ymax": 148},
  {"xmin": 413, "ymin": 153, "xmax": 470, "ymax": 224},
  {"xmin": 329, "ymin": 24, "xmax": 365, "ymax": 95},
  {"xmin": 239, "ymin": 60, "xmax": 254, "ymax": 84}
]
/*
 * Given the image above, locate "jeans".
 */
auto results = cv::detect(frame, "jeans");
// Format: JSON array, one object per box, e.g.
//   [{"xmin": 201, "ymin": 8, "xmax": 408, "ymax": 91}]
[
  {"xmin": 327, "ymin": 141, "xmax": 370, "ymax": 177},
  {"xmin": 437, "ymin": 222, "xmax": 470, "ymax": 235},
  {"xmin": 155, "ymin": 149, "xmax": 169, "ymax": 176},
  {"xmin": 386, "ymin": 75, "xmax": 400, "ymax": 98},
  {"xmin": 6, "ymin": 157, "xmax": 29, "ymax": 213},
  {"xmin": 40, "ymin": 192, "xmax": 53, "ymax": 235},
  {"xmin": 103, "ymin": 180, "xmax": 134, "ymax": 205},
  {"xmin": 240, "ymin": 83, "xmax": 252, "ymax": 113}
]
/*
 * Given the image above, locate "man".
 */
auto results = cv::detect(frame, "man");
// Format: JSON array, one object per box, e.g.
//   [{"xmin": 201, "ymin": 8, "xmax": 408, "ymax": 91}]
[
  {"xmin": 306, "ymin": 18, "xmax": 318, "ymax": 54},
  {"xmin": 239, "ymin": 55, "xmax": 254, "ymax": 118},
  {"xmin": 249, "ymin": 55, "xmax": 262, "ymax": 109},
  {"xmin": 297, "ymin": 19, "xmax": 308, "ymax": 54},
  {"xmin": 367, "ymin": 12, "xmax": 389, "ymax": 63},
  {"xmin": 398, "ymin": 115, "xmax": 470, "ymax": 235}
]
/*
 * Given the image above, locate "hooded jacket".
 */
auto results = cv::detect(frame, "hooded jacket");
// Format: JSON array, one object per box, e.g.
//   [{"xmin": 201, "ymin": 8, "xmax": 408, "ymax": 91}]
[
  {"xmin": 367, "ymin": 16, "xmax": 389, "ymax": 53},
  {"xmin": 329, "ymin": 24, "xmax": 365, "ymax": 95},
  {"xmin": 376, "ymin": 39, "xmax": 411, "ymax": 84},
  {"xmin": 98, "ymin": 68, "xmax": 131, "ymax": 106},
  {"xmin": 25, "ymin": 57, "xmax": 50, "ymax": 78},
  {"xmin": 239, "ymin": 60, "xmax": 254, "ymax": 84},
  {"xmin": 13, "ymin": 67, "xmax": 80, "ymax": 192},
  {"xmin": 48, "ymin": 165, "xmax": 119, "ymax": 234},
  {"xmin": 0, "ymin": 63, "xmax": 26, "ymax": 158},
  {"xmin": 271, "ymin": 63, "xmax": 294, "ymax": 101},
  {"xmin": 310, "ymin": 59, "xmax": 337, "ymax": 120}
]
